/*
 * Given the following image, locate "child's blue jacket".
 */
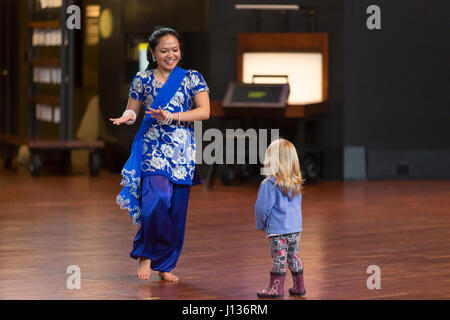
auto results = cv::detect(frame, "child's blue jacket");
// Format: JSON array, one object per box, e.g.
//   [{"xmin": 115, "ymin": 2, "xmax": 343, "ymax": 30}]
[{"xmin": 255, "ymin": 177, "xmax": 302, "ymax": 235}]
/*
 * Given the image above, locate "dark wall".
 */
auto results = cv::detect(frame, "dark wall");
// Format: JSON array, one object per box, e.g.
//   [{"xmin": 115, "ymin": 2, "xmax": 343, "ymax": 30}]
[
  {"xmin": 344, "ymin": 0, "xmax": 450, "ymax": 179},
  {"xmin": 210, "ymin": 0, "xmax": 450, "ymax": 180},
  {"xmin": 209, "ymin": 0, "xmax": 346, "ymax": 179}
]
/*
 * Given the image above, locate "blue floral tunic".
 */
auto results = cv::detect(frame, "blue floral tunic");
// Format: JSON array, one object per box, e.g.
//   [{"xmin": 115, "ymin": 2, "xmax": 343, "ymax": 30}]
[{"xmin": 128, "ymin": 69, "xmax": 209, "ymax": 185}]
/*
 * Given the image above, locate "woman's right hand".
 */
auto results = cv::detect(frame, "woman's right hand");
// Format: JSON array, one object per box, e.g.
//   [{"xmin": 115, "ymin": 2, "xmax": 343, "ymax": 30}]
[{"xmin": 109, "ymin": 112, "xmax": 135, "ymax": 126}]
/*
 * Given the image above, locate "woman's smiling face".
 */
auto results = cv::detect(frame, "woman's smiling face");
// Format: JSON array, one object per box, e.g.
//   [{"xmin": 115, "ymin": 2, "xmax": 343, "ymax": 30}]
[{"xmin": 151, "ymin": 34, "xmax": 181, "ymax": 72}]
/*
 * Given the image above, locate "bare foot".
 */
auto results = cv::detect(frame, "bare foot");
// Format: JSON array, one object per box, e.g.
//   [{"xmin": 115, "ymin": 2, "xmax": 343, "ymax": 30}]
[
  {"xmin": 137, "ymin": 257, "xmax": 151, "ymax": 280},
  {"xmin": 159, "ymin": 271, "xmax": 179, "ymax": 282}
]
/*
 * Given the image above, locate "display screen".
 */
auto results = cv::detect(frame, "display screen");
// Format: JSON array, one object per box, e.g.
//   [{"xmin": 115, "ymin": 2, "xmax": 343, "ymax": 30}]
[
  {"xmin": 223, "ymin": 82, "xmax": 290, "ymax": 108},
  {"xmin": 231, "ymin": 86, "xmax": 283, "ymax": 103}
]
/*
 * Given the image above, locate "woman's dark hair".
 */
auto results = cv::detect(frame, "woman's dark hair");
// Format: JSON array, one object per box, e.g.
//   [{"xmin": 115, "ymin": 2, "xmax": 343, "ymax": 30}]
[{"xmin": 146, "ymin": 26, "xmax": 182, "ymax": 70}]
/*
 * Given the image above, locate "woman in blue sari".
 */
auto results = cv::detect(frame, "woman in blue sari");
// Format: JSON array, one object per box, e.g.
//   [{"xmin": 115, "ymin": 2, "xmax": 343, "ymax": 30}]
[{"xmin": 109, "ymin": 27, "xmax": 210, "ymax": 282}]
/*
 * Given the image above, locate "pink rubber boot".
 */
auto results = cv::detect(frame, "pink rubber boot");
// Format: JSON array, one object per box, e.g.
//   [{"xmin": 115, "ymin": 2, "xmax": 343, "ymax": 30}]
[
  {"xmin": 257, "ymin": 272, "xmax": 285, "ymax": 298},
  {"xmin": 289, "ymin": 270, "xmax": 306, "ymax": 296}
]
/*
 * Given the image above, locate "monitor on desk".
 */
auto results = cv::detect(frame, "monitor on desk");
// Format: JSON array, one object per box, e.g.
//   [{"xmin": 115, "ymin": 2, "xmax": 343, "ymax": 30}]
[
  {"xmin": 222, "ymin": 82, "xmax": 290, "ymax": 108},
  {"xmin": 242, "ymin": 52, "xmax": 323, "ymax": 105},
  {"xmin": 236, "ymin": 33, "xmax": 329, "ymax": 106}
]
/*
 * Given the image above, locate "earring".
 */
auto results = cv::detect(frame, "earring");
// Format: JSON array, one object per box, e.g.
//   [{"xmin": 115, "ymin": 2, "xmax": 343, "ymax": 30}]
[{"xmin": 152, "ymin": 56, "xmax": 156, "ymax": 62}]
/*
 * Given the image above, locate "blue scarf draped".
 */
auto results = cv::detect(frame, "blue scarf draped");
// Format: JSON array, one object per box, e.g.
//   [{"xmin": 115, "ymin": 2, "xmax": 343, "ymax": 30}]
[{"xmin": 117, "ymin": 66, "xmax": 187, "ymax": 226}]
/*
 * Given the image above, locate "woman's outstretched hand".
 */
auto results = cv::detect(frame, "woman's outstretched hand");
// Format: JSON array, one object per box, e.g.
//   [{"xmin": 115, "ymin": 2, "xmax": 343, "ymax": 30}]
[
  {"xmin": 109, "ymin": 112, "xmax": 134, "ymax": 126},
  {"xmin": 145, "ymin": 106, "xmax": 169, "ymax": 122}
]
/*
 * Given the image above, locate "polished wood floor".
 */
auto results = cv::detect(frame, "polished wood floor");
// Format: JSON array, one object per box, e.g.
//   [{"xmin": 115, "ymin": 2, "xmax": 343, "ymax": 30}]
[{"xmin": 0, "ymin": 165, "xmax": 449, "ymax": 300}]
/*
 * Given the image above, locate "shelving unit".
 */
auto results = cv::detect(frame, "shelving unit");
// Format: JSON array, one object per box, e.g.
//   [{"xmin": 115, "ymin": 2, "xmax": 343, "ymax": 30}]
[{"xmin": 1, "ymin": 0, "xmax": 104, "ymax": 176}]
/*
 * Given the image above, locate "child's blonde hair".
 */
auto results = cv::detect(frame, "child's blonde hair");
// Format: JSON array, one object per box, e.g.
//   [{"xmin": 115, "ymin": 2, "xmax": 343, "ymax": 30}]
[{"xmin": 263, "ymin": 138, "xmax": 304, "ymax": 198}]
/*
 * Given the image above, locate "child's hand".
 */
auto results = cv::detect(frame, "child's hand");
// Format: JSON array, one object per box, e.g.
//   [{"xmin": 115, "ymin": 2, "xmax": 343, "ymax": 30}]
[{"xmin": 109, "ymin": 112, "xmax": 135, "ymax": 126}]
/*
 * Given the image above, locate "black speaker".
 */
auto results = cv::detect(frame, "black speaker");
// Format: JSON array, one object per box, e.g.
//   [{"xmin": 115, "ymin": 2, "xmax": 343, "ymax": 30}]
[{"xmin": 300, "ymin": 149, "xmax": 323, "ymax": 183}]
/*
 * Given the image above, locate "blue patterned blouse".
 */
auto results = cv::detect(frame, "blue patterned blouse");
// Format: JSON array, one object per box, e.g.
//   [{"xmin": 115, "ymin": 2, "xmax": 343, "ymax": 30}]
[{"xmin": 128, "ymin": 69, "xmax": 209, "ymax": 185}]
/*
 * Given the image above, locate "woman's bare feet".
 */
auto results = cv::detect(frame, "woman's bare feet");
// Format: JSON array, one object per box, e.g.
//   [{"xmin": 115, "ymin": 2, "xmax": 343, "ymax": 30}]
[
  {"xmin": 159, "ymin": 271, "xmax": 179, "ymax": 282},
  {"xmin": 137, "ymin": 257, "xmax": 151, "ymax": 280}
]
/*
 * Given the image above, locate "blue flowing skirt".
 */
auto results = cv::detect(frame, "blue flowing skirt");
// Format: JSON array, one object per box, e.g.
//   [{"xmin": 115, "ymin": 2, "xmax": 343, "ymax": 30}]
[{"xmin": 130, "ymin": 175, "xmax": 191, "ymax": 272}]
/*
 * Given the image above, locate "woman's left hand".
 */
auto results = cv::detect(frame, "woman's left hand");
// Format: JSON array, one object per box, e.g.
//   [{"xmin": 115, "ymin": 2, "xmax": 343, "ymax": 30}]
[{"xmin": 145, "ymin": 106, "xmax": 169, "ymax": 122}]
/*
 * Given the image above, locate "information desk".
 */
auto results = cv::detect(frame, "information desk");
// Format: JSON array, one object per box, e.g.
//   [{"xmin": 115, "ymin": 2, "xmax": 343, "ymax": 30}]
[{"xmin": 211, "ymin": 101, "xmax": 328, "ymax": 118}]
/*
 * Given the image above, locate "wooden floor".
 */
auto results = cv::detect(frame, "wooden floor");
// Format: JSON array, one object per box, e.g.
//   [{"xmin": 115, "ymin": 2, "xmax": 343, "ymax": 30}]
[{"xmin": 0, "ymin": 165, "xmax": 449, "ymax": 300}]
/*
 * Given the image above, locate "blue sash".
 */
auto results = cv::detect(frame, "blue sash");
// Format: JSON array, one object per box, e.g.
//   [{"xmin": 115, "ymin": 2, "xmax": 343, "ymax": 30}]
[{"xmin": 117, "ymin": 66, "xmax": 187, "ymax": 226}]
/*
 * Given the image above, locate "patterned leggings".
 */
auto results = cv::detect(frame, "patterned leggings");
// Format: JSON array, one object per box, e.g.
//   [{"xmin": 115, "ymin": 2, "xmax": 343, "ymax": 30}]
[{"xmin": 269, "ymin": 232, "xmax": 303, "ymax": 273}]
